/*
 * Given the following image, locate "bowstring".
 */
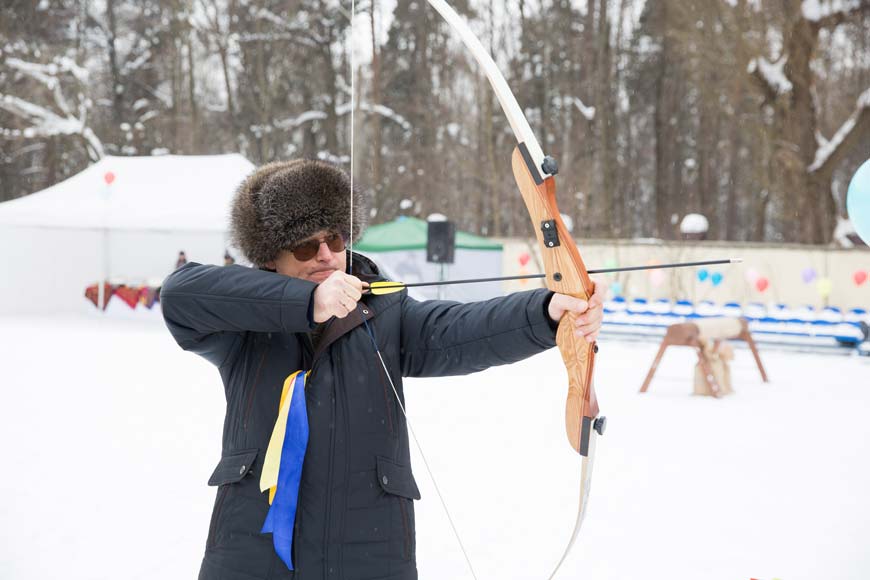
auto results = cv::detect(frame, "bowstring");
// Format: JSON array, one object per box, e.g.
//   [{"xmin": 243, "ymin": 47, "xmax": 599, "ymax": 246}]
[
  {"xmin": 359, "ymin": 317, "xmax": 479, "ymax": 580},
  {"xmin": 348, "ymin": 4, "xmax": 477, "ymax": 577},
  {"xmin": 348, "ymin": 0, "xmax": 354, "ymax": 276}
]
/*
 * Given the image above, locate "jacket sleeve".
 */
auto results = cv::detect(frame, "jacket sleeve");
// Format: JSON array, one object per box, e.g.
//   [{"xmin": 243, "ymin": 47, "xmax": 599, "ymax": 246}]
[
  {"xmin": 399, "ymin": 288, "xmax": 557, "ymax": 378},
  {"xmin": 160, "ymin": 262, "xmax": 317, "ymax": 367}
]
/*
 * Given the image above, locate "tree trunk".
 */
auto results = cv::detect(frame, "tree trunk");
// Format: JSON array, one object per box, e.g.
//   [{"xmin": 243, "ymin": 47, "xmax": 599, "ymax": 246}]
[
  {"xmin": 654, "ymin": 42, "xmax": 678, "ymax": 237},
  {"xmin": 596, "ymin": 0, "xmax": 617, "ymax": 237},
  {"xmin": 369, "ymin": 1, "xmax": 383, "ymax": 193},
  {"xmin": 777, "ymin": 14, "xmax": 819, "ymax": 241},
  {"xmin": 218, "ymin": 43, "xmax": 237, "ymax": 138},
  {"xmin": 105, "ymin": 0, "xmax": 124, "ymax": 143},
  {"xmin": 486, "ymin": 0, "xmax": 500, "ymax": 236},
  {"xmin": 254, "ymin": 16, "xmax": 271, "ymax": 160},
  {"xmin": 187, "ymin": 31, "xmax": 198, "ymax": 151}
]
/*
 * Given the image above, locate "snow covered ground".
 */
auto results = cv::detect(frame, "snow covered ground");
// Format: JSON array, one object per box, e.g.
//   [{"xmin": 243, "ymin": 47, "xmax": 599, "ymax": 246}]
[{"xmin": 1, "ymin": 313, "xmax": 869, "ymax": 580}]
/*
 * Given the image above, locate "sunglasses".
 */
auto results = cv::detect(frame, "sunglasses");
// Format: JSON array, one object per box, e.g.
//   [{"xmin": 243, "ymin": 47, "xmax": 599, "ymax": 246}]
[{"xmin": 289, "ymin": 232, "xmax": 346, "ymax": 261}]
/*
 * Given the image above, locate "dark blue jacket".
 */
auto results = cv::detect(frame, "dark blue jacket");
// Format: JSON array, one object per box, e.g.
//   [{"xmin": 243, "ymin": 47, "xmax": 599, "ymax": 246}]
[{"xmin": 161, "ymin": 253, "xmax": 556, "ymax": 580}]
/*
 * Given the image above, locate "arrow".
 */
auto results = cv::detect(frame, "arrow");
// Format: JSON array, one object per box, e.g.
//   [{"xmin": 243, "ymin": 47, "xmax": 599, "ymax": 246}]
[{"xmin": 365, "ymin": 258, "xmax": 742, "ymax": 295}]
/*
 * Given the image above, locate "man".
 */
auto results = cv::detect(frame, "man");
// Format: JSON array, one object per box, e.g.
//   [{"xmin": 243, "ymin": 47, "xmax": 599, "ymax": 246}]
[{"xmin": 161, "ymin": 159, "xmax": 603, "ymax": 580}]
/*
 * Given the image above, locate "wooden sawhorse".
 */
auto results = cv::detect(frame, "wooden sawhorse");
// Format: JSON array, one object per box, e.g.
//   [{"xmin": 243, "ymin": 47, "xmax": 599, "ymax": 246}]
[{"xmin": 639, "ymin": 317, "xmax": 768, "ymax": 397}]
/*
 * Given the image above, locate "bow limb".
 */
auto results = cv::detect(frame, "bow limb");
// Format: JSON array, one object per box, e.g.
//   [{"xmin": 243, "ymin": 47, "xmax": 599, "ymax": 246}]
[
  {"xmin": 424, "ymin": 0, "xmax": 605, "ymax": 576},
  {"xmin": 425, "ymin": 0, "xmax": 553, "ymax": 184}
]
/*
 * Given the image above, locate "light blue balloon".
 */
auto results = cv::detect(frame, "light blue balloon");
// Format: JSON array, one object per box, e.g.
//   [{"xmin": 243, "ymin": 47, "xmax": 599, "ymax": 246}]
[
  {"xmin": 847, "ymin": 159, "xmax": 870, "ymax": 245},
  {"xmin": 610, "ymin": 281, "xmax": 623, "ymax": 296},
  {"xmin": 711, "ymin": 272, "xmax": 723, "ymax": 286},
  {"xmin": 697, "ymin": 269, "xmax": 709, "ymax": 282}
]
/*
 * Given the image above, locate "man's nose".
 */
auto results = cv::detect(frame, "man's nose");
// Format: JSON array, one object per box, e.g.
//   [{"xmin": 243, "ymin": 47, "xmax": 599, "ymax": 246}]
[{"xmin": 315, "ymin": 241, "xmax": 333, "ymax": 260}]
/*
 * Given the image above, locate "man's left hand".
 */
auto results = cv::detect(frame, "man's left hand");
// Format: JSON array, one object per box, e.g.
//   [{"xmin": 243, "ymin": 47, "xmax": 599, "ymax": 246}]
[{"xmin": 547, "ymin": 282, "xmax": 604, "ymax": 343}]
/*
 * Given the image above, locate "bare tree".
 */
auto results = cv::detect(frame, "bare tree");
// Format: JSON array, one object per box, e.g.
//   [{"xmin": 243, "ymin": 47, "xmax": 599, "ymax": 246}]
[{"xmin": 748, "ymin": 0, "xmax": 869, "ymax": 243}]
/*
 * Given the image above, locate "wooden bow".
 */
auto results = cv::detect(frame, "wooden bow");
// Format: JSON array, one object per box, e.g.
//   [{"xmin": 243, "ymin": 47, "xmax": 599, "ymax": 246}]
[{"xmin": 424, "ymin": 1, "xmax": 605, "ymax": 575}]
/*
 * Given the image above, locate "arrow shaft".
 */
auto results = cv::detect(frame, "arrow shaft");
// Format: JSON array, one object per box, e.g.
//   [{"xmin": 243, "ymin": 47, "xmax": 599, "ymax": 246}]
[
  {"xmin": 399, "ymin": 273, "xmax": 545, "ymax": 289},
  {"xmin": 590, "ymin": 258, "xmax": 737, "ymax": 275},
  {"xmin": 367, "ymin": 258, "xmax": 739, "ymax": 293}
]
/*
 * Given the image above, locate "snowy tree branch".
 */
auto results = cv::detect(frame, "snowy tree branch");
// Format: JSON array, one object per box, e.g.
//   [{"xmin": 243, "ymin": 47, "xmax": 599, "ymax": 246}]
[
  {"xmin": 0, "ymin": 55, "xmax": 103, "ymax": 160},
  {"xmin": 338, "ymin": 102, "xmax": 412, "ymax": 133},
  {"xmin": 254, "ymin": 8, "xmax": 327, "ymax": 45},
  {"xmin": 747, "ymin": 56, "xmax": 793, "ymax": 101},
  {"xmin": 84, "ymin": 10, "xmax": 109, "ymax": 37},
  {"xmin": 568, "ymin": 97, "xmax": 596, "ymax": 121},
  {"xmin": 808, "ymin": 88, "xmax": 870, "ymax": 175},
  {"xmin": 234, "ymin": 32, "xmax": 319, "ymax": 48},
  {"xmin": 0, "ymin": 93, "xmax": 103, "ymax": 159},
  {"xmin": 802, "ymin": 0, "xmax": 869, "ymax": 30},
  {"xmin": 216, "ymin": 7, "xmax": 327, "ymax": 49},
  {"xmin": 256, "ymin": 102, "xmax": 412, "ymax": 135}
]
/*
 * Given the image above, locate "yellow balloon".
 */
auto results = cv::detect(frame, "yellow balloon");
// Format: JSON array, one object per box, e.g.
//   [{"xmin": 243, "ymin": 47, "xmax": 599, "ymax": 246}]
[{"xmin": 816, "ymin": 277, "xmax": 833, "ymax": 297}]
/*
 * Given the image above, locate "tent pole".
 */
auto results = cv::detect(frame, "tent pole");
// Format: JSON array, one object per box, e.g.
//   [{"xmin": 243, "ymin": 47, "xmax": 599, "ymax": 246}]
[
  {"xmin": 99, "ymin": 174, "xmax": 111, "ymax": 313},
  {"xmin": 98, "ymin": 226, "xmax": 108, "ymax": 312}
]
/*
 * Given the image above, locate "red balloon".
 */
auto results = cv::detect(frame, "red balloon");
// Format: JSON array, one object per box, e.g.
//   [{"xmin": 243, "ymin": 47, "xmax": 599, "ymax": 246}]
[
  {"xmin": 854, "ymin": 270, "xmax": 868, "ymax": 286},
  {"xmin": 755, "ymin": 277, "xmax": 769, "ymax": 292},
  {"xmin": 518, "ymin": 252, "xmax": 530, "ymax": 267},
  {"xmin": 104, "ymin": 171, "xmax": 115, "ymax": 185}
]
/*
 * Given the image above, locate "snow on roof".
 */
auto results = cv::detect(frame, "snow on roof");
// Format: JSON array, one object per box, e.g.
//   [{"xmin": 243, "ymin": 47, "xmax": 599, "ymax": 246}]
[{"xmin": 0, "ymin": 154, "xmax": 255, "ymax": 232}]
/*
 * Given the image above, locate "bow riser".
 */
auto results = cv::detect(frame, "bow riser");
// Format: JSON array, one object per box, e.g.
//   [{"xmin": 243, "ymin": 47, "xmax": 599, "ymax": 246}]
[{"xmin": 511, "ymin": 147, "xmax": 600, "ymax": 456}]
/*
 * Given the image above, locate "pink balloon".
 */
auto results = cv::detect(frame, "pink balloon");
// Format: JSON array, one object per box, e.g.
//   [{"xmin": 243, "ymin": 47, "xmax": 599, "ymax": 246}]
[
  {"xmin": 518, "ymin": 252, "xmax": 530, "ymax": 267},
  {"xmin": 755, "ymin": 277, "xmax": 769, "ymax": 292},
  {"xmin": 854, "ymin": 270, "xmax": 868, "ymax": 287},
  {"xmin": 744, "ymin": 268, "xmax": 759, "ymax": 284},
  {"xmin": 104, "ymin": 171, "xmax": 115, "ymax": 185}
]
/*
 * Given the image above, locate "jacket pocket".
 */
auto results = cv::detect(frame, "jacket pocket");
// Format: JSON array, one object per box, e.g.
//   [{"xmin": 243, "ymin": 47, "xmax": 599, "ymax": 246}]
[
  {"xmin": 207, "ymin": 449, "xmax": 259, "ymax": 486},
  {"xmin": 377, "ymin": 456, "xmax": 420, "ymax": 561},
  {"xmin": 376, "ymin": 456, "xmax": 421, "ymax": 500},
  {"xmin": 205, "ymin": 449, "xmax": 259, "ymax": 551}
]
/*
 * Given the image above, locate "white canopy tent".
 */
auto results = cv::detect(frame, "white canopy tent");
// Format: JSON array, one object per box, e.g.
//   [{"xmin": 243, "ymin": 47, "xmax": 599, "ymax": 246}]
[{"xmin": 0, "ymin": 154, "xmax": 255, "ymax": 315}]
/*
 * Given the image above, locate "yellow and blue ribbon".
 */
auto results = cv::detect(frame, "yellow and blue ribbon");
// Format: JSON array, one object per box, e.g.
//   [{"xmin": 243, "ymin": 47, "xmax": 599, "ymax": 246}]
[{"xmin": 260, "ymin": 370, "xmax": 309, "ymax": 570}]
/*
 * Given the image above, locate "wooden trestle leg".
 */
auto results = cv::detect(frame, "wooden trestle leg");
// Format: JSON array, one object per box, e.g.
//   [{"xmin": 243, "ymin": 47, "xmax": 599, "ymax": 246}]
[{"xmin": 639, "ymin": 339, "xmax": 669, "ymax": 393}]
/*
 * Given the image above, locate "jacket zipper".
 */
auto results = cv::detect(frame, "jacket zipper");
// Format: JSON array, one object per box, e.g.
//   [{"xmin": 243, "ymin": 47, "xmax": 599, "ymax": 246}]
[
  {"xmin": 293, "ymin": 335, "xmax": 317, "ymax": 573},
  {"xmin": 322, "ymin": 354, "xmax": 337, "ymax": 580}
]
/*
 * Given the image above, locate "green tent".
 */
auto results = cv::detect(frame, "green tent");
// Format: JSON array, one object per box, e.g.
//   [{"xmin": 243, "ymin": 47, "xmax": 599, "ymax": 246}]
[
  {"xmin": 354, "ymin": 216, "xmax": 503, "ymax": 302},
  {"xmin": 355, "ymin": 216, "xmax": 502, "ymax": 252}
]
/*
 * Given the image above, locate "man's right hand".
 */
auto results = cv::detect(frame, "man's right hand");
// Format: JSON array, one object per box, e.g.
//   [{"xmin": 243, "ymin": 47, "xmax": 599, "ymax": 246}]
[{"xmin": 312, "ymin": 271, "xmax": 365, "ymax": 322}]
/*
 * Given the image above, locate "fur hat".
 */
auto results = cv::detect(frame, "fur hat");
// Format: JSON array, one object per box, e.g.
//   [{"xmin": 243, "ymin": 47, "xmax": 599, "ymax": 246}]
[{"xmin": 230, "ymin": 159, "xmax": 366, "ymax": 267}]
